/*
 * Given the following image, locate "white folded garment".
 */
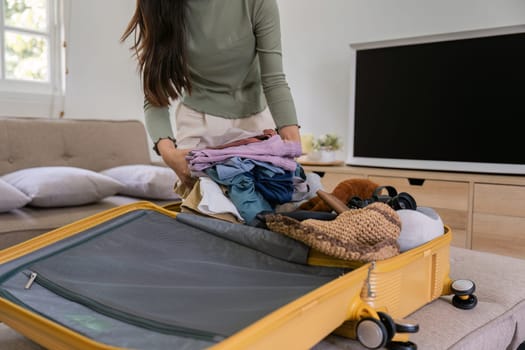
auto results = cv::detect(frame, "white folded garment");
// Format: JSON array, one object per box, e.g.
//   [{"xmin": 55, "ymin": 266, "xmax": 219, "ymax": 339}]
[
  {"xmin": 397, "ymin": 206, "xmax": 444, "ymax": 252},
  {"xmin": 198, "ymin": 177, "xmax": 245, "ymax": 222}
]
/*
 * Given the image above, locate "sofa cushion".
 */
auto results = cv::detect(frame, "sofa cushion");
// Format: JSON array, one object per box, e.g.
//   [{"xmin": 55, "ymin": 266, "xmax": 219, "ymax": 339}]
[
  {"xmin": 2, "ymin": 166, "xmax": 123, "ymax": 207},
  {"xmin": 0, "ymin": 118, "xmax": 152, "ymax": 175},
  {"xmin": 0, "ymin": 179, "xmax": 31, "ymax": 213},
  {"xmin": 101, "ymin": 165, "xmax": 180, "ymax": 200}
]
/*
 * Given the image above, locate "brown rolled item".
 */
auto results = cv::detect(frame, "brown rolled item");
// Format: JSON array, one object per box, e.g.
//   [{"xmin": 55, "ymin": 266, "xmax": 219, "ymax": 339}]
[{"xmin": 316, "ymin": 190, "xmax": 350, "ymax": 214}]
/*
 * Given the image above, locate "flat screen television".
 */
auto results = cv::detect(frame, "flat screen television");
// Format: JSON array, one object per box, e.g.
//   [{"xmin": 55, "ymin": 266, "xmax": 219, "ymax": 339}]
[{"xmin": 346, "ymin": 25, "xmax": 525, "ymax": 175}]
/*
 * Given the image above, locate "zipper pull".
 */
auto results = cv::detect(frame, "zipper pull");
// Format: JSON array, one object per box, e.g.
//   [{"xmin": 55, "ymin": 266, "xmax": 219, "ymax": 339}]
[{"xmin": 25, "ymin": 272, "xmax": 38, "ymax": 290}]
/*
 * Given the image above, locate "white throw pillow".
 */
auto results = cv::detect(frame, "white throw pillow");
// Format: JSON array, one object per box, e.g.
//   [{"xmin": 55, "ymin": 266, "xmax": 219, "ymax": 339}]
[
  {"xmin": 2, "ymin": 166, "xmax": 124, "ymax": 207},
  {"xmin": 0, "ymin": 179, "xmax": 31, "ymax": 212},
  {"xmin": 101, "ymin": 165, "xmax": 180, "ymax": 200}
]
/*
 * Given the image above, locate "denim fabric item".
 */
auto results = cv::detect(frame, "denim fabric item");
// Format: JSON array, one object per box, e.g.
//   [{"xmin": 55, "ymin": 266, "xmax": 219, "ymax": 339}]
[{"xmin": 206, "ymin": 168, "xmax": 272, "ymax": 224}]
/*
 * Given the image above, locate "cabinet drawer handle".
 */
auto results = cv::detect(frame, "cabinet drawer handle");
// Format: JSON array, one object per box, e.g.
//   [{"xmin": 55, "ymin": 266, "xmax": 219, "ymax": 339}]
[{"xmin": 408, "ymin": 178, "xmax": 425, "ymax": 186}]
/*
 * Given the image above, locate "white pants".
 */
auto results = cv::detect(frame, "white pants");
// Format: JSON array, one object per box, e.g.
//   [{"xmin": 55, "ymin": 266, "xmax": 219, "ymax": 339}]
[{"xmin": 174, "ymin": 103, "xmax": 276, "ymax": 149}]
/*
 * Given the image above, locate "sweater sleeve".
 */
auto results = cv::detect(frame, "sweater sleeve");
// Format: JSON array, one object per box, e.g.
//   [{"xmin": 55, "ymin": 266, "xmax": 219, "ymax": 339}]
[
  {"xmin": 143, "ymin": 98, "xmax": 174, "ymax": 143},
  {"xmin": 253, "ymin": 0, "xmax": 298, "ymax": 129}
]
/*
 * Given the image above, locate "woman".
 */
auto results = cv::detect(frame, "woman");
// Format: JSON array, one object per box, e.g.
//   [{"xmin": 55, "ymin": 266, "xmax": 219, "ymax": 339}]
[{"xmin": 121, "ymin": 0, "xmax": 301, "ymax": 190}]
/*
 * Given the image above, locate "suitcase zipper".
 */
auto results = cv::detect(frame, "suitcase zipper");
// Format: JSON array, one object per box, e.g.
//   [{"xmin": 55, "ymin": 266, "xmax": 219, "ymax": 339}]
[
  {"xmin": 24, "ymin": 271, "xmax": 38, "ymax": 289},
  {"xmin": 23, "ymin": 270, "xmax": 225, "ymax": 342}
]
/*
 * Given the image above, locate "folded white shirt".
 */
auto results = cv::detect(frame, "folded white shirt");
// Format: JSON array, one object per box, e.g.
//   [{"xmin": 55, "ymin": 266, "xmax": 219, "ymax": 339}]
[{"xmin": 198, "ymin": 177, "xmax": 245, "ymax": 222}]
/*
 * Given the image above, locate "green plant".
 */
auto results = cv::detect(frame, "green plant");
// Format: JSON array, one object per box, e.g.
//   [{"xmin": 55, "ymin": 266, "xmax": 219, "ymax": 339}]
[{"xmin": 313, "ymin": 133, "xmax": 342, "ymax": 151}]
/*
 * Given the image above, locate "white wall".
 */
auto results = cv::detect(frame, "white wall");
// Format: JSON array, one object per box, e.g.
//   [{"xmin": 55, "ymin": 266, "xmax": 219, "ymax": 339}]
[
  {"xmin": 61, "ymin": 0, "xmax": 525, "ymax": 156},
  {"xmin": 63, "ymin": 0, "xmax": 142, "ymax": 121}
]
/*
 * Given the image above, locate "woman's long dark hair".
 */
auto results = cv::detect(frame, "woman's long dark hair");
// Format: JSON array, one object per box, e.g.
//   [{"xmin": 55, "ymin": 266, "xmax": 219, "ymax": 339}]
[{"xmin": 121, "ymin": 0, "xmax": 191, "ymax": 107}]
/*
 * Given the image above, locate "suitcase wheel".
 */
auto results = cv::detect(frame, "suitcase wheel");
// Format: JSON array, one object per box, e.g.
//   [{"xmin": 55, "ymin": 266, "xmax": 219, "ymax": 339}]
[
  {"xmin": 450, "ymin": 279, "xmax": 478, "ymax": 310},
  {"xmin": 386, "ymin": 340, "xmax": 418, "ymax": 350},
  {"xmin": 377, "ymin": 311, "xmax": 396, "ymax": 340},
  {"xmin": 356, "ymin": 317, "xmax": 388, "ymax": 349},
  {"xmin": 450, "ymin": 279, "xmax": 476, "ymax": 295},
  {"xmin": 452, "ymin": 293, "xmax": 478, "ymax": 310},
  {"xmin": 393, "ymin": 318, "xmax": 419, "ymax": 334},
  {"xmin": 382, "ymin": 314, "xmax": 419, "ymax": 350}
]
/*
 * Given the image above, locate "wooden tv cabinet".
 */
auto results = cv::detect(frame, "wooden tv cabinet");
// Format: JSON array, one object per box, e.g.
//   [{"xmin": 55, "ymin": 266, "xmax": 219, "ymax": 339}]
[{"xmin": 301, "ymin": 164, "xmax": 525, "ymax": 260}]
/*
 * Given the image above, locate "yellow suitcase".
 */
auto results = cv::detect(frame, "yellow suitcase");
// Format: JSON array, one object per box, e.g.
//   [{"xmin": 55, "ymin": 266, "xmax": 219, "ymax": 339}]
[{"xmin": 0, "ymin": 201, "xmax": 476, "ymax": 350}]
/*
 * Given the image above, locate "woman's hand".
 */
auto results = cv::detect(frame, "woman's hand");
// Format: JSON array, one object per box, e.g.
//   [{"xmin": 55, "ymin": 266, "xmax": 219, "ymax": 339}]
[
  {"xmin": 278, "ymin": 125, "xmax": 301, "ymax": 142},
  {"xmin": 157, "ymin": 139, "xmax": 195, "ymax": 188}
]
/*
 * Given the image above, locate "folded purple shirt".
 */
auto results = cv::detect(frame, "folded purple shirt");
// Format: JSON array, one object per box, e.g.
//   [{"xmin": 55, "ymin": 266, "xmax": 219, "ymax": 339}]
[{"xmin": 187, "ymin": 135, "xmax": 301, "ymax": 172}]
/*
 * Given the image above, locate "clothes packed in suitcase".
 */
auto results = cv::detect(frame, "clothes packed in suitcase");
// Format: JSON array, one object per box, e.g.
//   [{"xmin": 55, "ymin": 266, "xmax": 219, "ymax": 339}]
[{"xmin": 0, "ymin": 177, "xmax": 477, "ymax": 350}]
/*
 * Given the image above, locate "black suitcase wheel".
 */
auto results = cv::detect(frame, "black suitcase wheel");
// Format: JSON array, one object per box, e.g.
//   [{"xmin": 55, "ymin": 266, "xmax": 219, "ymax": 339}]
[
  {"xmin": 452, "ymin": 293, "xmax": 478, "ymax": 310},
  {"xmin": 356, "ymin": 317, "xmax": 388, "ymax": 349},
  {"xmin": 386, "ymin": 340, "xmax": 418, "ymax": 350},
  {"xmin": 393, "ymin": 318, "xmax": 419, "ymax": 334},
  {"xmin": 450, "ymin": 279, "xmax": 476, "ymax": 296},
  {"xmin": 377, "ymin": 311, "xmax": 396, "ymax": 341},
  {"xmin": 450, "ymin": 279, "xmax": 478, "ymax": 310}
]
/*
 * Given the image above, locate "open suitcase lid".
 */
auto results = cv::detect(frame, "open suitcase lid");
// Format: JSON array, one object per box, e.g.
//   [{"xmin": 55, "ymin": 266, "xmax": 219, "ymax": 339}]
[{"xmin": 0, "ymin": 201, "xmax": 458, "ymax": 350}]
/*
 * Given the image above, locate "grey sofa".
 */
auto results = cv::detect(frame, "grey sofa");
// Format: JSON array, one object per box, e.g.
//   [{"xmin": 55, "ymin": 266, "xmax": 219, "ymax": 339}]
[{"xmin": 0, "ymin": 117, "xmax": 176, "ymax": 250}]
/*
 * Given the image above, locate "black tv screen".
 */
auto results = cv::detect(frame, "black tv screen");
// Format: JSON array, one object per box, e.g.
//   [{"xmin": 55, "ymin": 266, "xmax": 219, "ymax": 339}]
[{"xmin": 347, "ymin": 27, "xmax": 525, "ymax": 175}]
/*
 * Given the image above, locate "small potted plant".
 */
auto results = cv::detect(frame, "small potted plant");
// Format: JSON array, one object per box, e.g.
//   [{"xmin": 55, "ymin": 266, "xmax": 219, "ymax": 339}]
[{"xmin": 311, "ymin": 133, "xmax": 342, "ymax": 162}]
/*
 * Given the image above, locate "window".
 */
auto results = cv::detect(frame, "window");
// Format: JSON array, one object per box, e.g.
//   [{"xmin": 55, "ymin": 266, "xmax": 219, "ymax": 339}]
[
  {"xmin": 0, "ymin": 0, "xmax": 65, "ymax": 117},
  {"xmin": 2, "ymin": 0, "xmax": 49, "ymax": 82}
]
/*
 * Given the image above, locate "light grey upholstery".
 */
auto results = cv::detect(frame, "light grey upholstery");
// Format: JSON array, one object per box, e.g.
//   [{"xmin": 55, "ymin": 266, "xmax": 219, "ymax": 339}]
[
  {"xmin": 0, "ymin": 117, "xmax": 173, "ymax": 250},
  {"xmin": 0, "ymin": 117, "xmax": 150, "ymax": 174}
]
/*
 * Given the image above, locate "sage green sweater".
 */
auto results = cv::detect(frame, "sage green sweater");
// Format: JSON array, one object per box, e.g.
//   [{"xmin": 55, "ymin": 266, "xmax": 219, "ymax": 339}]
[{"xmin": 144, "ymin": 0, "xmax": 297, "ymax": 142}]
